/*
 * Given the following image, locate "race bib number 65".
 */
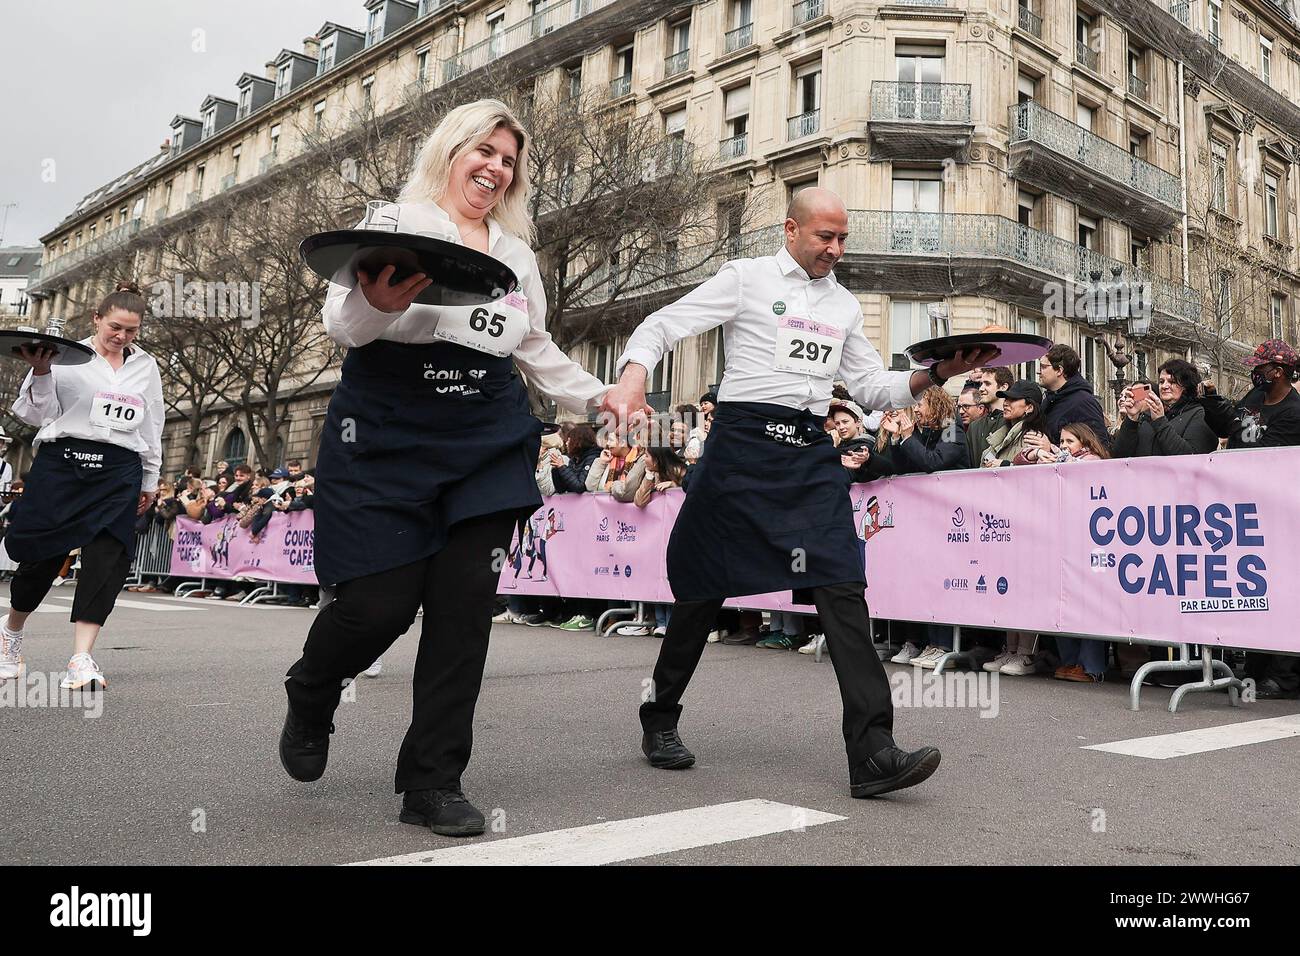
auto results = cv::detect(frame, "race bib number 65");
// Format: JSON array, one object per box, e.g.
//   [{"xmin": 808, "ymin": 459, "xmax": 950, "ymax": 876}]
[
  {"xmin": 773, "ymin": 317, "xmax": 845, "ymax": 378},
  {"xmin": 90, "ymin": 391, "xmax": 145, "ymax": 432},
  {"xmin": 433, "ymin": 291, "xmax": 530, "ymax": 357}
]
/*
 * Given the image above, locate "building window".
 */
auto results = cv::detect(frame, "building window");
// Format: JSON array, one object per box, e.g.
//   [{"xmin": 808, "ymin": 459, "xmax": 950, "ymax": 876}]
[
  {"xmin": 275, "ymin": 62, "xmax": 292, "ymax": 97},
  {"xmin": 1211, "ymin": 140, "xmax": 1228, "ymax": 212},
  {"xmin": 232, "ymin": 143, "xmax": 241, "ymax": 178},
  {"xmin": 614, "ymin": 43, "xmax": 633, "ymax": 82},
  {"xmin": 270, "ymin": 123, "xmax": 281, "ymax": 156},
  {"xmin": 362, "ymin": 75, "xmax": 375, "ymax": 109},
  {"xmin": 895, "ymin": 46, "xmax": 944, "ymax": 119},
  {"xmin": 723, "ymin": 84, "xmax": 750, "ymax": 141},
  {"xmin": 416, "ymin": 47, "xmax": 430, "ymax": 83},
  {"xmin": 487, "ymin": 9, "xmax": 507, "ymax": 59},
  {"xmin": 1017, "ymin": 189, "xmax": 1037, "ymax": 228},
  {"xmin": 1017, "ymin": 72, "xmax": 1037, "ymax": 104},
  {"xmin": 1129, "ymin": 128, "xmax": 1149, "ymax": 160},
  {"xmin": 1216, "ymin": 270, "xmax": 1232, "ymax": 335},
  {"xmin": 1271, "ymin": 293, "xmax": 1286, "ymax": 339},
  {"xmin": 314, "ymin": 99, "xmax": 326, "ymax": 130},
  {"xmin": 195, "ymin": 163, "xmax": 206, "ymax": 193},
  {"xmin": 890, "ymin": 301, "xmax": 948, "ymax": 371},
  {"xmin": 592, "ymin": 343, "xmax": 615, "ymax": 383},
  {"xmin": 318, "ymin": 35, "xmax": 337, "ymax": 75},
  {"xmin": 89, "ymin": 224, "xmax": 97, "ymax": 241},
  {"xmin": 732, "ymin": 0, "xmax": 753, "ymax": 29},
  {"xmin": 1265, "ymin": 172, "xmax": 1280, "ymax": 238},
  {"xmin": 1014, "ymin": 311, "xmax": 1045, "ymax": 381},
  {"xmin": 164, "ymin": 180, "xmax": 173, "ymax": 208},
  {"xmin": 1077, "ymin": 212, "xmax": 1098, "ymax": 250},
  {"xmin": 223, "ymin": 428, "xmax": 248, "ymax": 469},
  {"xmin": 1260, "ymin": 36, "xmax": 1272, "ymax": 86},
  {"xmin": 238, "ymin": 86, "xmax": 252, "ymax": 118},
  {"xmin": 202, "ymin": 108, "xmax": 216, "ymax": 139},
  {"xmin": 1207, "ymin": 0, "xmax": 1221, "ymax": 45},
  {"xmin": 566, "ymin": 63, "xmax": 582, "ymax": 100},
  {"xmin": 366, "ymin": 7, "xmax": 383, "ymax": 46},
  {"xmin": 793, "ymin": 60, "xmax": 821, "ymax": 122},
  {"xmin": 671, "ymin": 18, "xmax": 690, "ymax": 55},
  {"xmin": 892, "ymin": 173, "xmax": 942, "ymax": 252}
]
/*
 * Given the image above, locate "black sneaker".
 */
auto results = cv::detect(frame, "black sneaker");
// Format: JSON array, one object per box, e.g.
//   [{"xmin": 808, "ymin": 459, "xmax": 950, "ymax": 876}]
[
  {"xmin": 850, "ymin": 745, "xmax": 941, "ymax": 798},
  {"xmin": 642, "ymin": 729, "xmax": 695, "ymax": 769},
  {"xmin": 1256, "ymin": 678, "xmax": 1300, "ymax": 700},
  {"xmin": 278, "ymin": 707, "xmax": 333, "ymax": 782},
  {"xmin": 400, "ymin": 788, "xmax": 486, "ymax": 837}
]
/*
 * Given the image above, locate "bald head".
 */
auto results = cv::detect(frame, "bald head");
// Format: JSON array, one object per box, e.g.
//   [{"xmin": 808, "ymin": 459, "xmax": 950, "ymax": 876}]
[
  {"xmin": 786, "ymin": 186, "xmax": 847, "ymax": 225},
  {"xmin": 784, "ymin": 187, "xmax": 849, "ymax": 279}
]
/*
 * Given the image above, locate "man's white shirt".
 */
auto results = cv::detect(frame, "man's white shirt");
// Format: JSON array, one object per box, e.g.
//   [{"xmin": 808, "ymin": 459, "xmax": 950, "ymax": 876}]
[
  {"xmin": 617, "ymin": 246, "xmax": 914, "ymax": 415},
  {"xmin": 12, "ymin": 340, "xmax": 165, "ymax": 491},
  {"xmin": 321, "ymin": 201, "xmax": 609, "ymax": 414}
]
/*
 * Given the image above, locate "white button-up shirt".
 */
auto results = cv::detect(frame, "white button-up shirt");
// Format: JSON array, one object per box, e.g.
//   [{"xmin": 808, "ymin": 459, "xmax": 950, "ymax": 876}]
[
  {"xmin": 321, "ymin": 201, "xmax": 609, "ymax": 415},
  {"xmin": 13, "ymin": 339, "xmax": 166, "ymax": 491},
  {"xmin": 618, "ymin": 246, "xmax": 915, "ymax": 416}
]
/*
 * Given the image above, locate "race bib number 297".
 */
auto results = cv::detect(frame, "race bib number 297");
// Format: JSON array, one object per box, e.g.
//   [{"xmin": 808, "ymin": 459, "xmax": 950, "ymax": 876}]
[{"xmin": 772, "ymin": 317, "xmax": 845, "ymax": 377}]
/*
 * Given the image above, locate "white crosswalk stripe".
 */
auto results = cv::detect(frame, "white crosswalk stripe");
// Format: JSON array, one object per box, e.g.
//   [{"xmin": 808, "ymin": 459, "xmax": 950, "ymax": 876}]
[
  {"xmin": 349, "ymin": 799, "xmax": 845, "ymax": 866},
  {"xmin": 1084, "ymin": 714, "xmax": 1300, "ymax": 759}
]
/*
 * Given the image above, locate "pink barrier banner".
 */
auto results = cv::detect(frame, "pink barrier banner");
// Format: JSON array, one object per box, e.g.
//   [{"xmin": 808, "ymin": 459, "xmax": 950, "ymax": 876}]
[
  {"xmin": 500, "ymin": 449, "xmax": 1300, "ymax": 652},
  {"xmin": 169, "ymin": 513, "xmax": 317, "ymax": 584}
]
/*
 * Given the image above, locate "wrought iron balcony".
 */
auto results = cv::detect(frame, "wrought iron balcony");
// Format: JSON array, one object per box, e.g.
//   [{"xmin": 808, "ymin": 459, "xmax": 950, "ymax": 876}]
[
  {"xmin": 1017, "ymin": 5, "xmax": 1042, "ymax": 37},
  {"xmin": 793, "ymin": 0, "xmax": 824, "ymax": 26},
  {"xmin": 186, "ymin": 190, "xmax": 201, "ymax": 209},
  {"xmin": 868, "ymin": 82, "xmax": 973, "ymax": 161},
  {"xmin": 259, "ymin": 154, "xmax": 275, "ymax": 174},
  {"xmin": 664, "ymin": 48, "xmax": 689, "ymax": 77},
  {"xmin": 787, "ymin": 110, "xmax": 821, "ymax": 140},
  {"xmin": 1166, "ymin": 1, "xmax": 1190, "ymax": 26},
  {"xmin": 221, "ymin": 173, "xmax": 236, "ymax": 191},
  {"xmin": 609, "ymin": 74, "xmax": 631, "ymax": 98},
  {"xmin": 26, "ymin": 218, "xmax": 143, "ymax": 292},
  {"xmin": 1127, "ymin": 73, "xmax": 1148, "ymax": 99},
  {"xmin": 724, "ymin": 23, "xmax": 753, "ymax": 54},
  {"xmin": 1008, "ymin": 102, "xmax": 1182, "ymax": 233},
  {"xmin": 1209, "ymin": 31, "xmax": 1222, "ymax": 49},
  {"xmin": 841, "ymin": 210, "xmax": 1200, "ymax": 322},
  {"xmin": 1076, "ymin": 41, "xmax": 1100, "ymax": 72},
  {"xmin": 443, "ymin": 0, "xmax": 603, "ymax": 78},
  {"xmin": 719, "ymin": 132, "xmax": 748, "ymax": 160}
]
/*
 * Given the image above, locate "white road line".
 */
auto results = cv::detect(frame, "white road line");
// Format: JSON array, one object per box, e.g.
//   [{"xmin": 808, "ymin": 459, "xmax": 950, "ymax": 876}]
[
  {"xmin": 1084, "ymin": 714, "xmax": 1300, "ymax": 759},
  {"xmin": 0, "ymin": 596, "xmax": 66, "ymax": 613},
  {"xmin": 41, "ymin": 594, "xmax": 204, "ymax": 613},
  {"xmin": 349, "ymin": 799, "xmax": 845, "ymax": 866}
]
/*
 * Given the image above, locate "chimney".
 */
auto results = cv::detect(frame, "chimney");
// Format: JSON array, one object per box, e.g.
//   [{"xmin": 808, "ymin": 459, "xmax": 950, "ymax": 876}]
[
  {"xmin": 303, "ymin": 36, "xmax": 320, "ymax": 59},
  {"xmin": 266, "ymin": 60, "xmax": 279, "ymax": 81},
  {"xmin": 161, "ymin": 138, "xmax": 171, "ymax": 153}
]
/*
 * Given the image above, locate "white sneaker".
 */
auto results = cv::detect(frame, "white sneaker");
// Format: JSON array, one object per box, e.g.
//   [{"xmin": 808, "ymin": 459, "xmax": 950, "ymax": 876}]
[
  {"xmin": 0, "ymin": 628, "xmax": 23, "ymax": 680},
  {"xmin": 363, "ymin": 658, "xmax": 383, "ymax": 678},
  {"xmin": 619, "ymin": 625, "xmax": 652, "ymax": 636},
  {"xmin": 652, "ymin": 626, "xmax": 667, "ymax": 637},
  {"xmin": 492, "ymin": 610, "xmax": 529, "ymax": 624},
  {"xmin": 706, "ymin": 629, "xmax": 728, "ymax": 643},
  {"xmin": 51, "ymin": 576, "xmax": 67, "ymax": 587},
  {"xmin": 889, "ymin": 642, "xmax": 921, "ymax": 664},
  {"xmin": 983, "ymin": 651, "xmax": 1015, "ymax": 672},
  {"xmin": 60, "ymin": 653, "xmax": 105, "ymax": 690},
  {"xmin": 911, "ymin": 645, "xmax": 946, "ymax": 668},
  {"xmin": 798, "ymin": 634, "xmax": 826, "ymax": 656},
  {"xmin": 1000, "ymin": 654, "xmax": 1036, "ymax": 676}
]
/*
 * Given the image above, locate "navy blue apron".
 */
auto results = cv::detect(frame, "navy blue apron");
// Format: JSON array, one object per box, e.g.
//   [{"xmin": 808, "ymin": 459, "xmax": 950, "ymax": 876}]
[
  {"xmin": 313, "ymin": 340, "xmax": 543, "ymax": 587},
  {"xmin": 667, "ymin": 401, "xmax": 865, "ymax": 604},
  {"xmin": 5, "ymin": 437, "xmax": 142, "ymax": 563}
]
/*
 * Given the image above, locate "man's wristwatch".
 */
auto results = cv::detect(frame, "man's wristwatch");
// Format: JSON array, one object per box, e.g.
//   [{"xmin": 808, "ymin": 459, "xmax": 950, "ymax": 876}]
[{"xmin": 927, "ymin": 364, "xmax": 948, "ymax": 387}]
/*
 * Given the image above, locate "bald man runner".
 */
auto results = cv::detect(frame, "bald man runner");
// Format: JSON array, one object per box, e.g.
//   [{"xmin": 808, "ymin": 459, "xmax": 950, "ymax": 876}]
[{"xmin": 601, "ymin": 188, "xmax": 995, "ymax": 798}]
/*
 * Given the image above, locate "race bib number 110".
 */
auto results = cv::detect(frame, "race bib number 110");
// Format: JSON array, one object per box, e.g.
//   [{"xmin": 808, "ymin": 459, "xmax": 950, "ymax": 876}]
[
  {"xmin": 90, "ymin": 391, "xmax": 145, "ymax": 432},
  {"xmin": 772, "ymin": 317, "xmax": 845, "ymax": 378}
]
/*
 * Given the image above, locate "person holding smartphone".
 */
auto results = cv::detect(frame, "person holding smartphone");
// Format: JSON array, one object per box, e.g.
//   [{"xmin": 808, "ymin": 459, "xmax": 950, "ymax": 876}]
[
  {"xmin": 1110, "ymin": 360, "xmax": 1218, "ymax": 458},
  {"xmin": 0, "ymin": 282, "xmax": 164, "ymax": 688}
]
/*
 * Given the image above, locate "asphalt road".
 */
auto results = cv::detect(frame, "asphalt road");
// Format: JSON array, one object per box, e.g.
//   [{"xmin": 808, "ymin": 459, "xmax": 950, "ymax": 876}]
[{"xmin": 2, "ymin": 584, "xmax": 1298, "ymax": 866}]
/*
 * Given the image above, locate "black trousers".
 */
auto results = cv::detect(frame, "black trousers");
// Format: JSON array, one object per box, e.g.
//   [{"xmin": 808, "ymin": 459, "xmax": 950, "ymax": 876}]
[
  {"xmin": 9, "ymin": 531, "xmax": 131, "ymax": 626},
  {"xmin": 639, "ymin": 582, "xmax": 896, "ymax": 770},
  {"xmin": 284, "ymin": 510, "xmax": 516, "ymax": 793}
]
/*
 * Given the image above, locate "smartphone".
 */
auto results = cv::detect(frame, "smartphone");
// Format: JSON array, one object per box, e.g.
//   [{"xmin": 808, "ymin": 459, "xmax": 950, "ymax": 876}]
[{"xmin": 1130, "ymin": 383, "xmax": 1150, "ymax": 404}]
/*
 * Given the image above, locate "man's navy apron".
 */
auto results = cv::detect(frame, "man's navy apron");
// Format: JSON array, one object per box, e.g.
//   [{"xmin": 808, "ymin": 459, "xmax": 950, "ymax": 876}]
[
  {"xmin": 667, "ymin": 401, "xmax": 864, "ymax": 603},
  {"xmin": 313, "ymin": 340, "xmax": 543, "ymax": 587},
  {"xmin": 5, "ymin": 438, "xmax": 142, "ymax": 563}
]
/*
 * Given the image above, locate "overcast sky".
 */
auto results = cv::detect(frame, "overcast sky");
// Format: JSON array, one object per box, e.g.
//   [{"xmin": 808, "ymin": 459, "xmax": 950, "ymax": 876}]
[{"xmin": 0, "ymin": 0, "xmax": 368, "ymax": 248}]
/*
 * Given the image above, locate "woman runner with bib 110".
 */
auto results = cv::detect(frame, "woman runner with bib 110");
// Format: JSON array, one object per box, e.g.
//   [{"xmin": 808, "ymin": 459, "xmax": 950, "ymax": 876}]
[
  {"xmin": 280, "ymin": 99, "xmax": 615, "ymax": 837},
  {"xmin": 0, "ymin": 282, "xmax": 164, "ymax": 690}
]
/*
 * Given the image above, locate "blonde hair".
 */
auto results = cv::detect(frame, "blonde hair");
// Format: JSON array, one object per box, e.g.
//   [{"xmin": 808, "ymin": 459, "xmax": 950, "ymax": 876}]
[
  {"xmin": 398, "ymin": 98, "xmax": 535, "ymax": 244},
  {"xmin": 918, "ymin": 386, "xmax": 956, "ymax": 429}
]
